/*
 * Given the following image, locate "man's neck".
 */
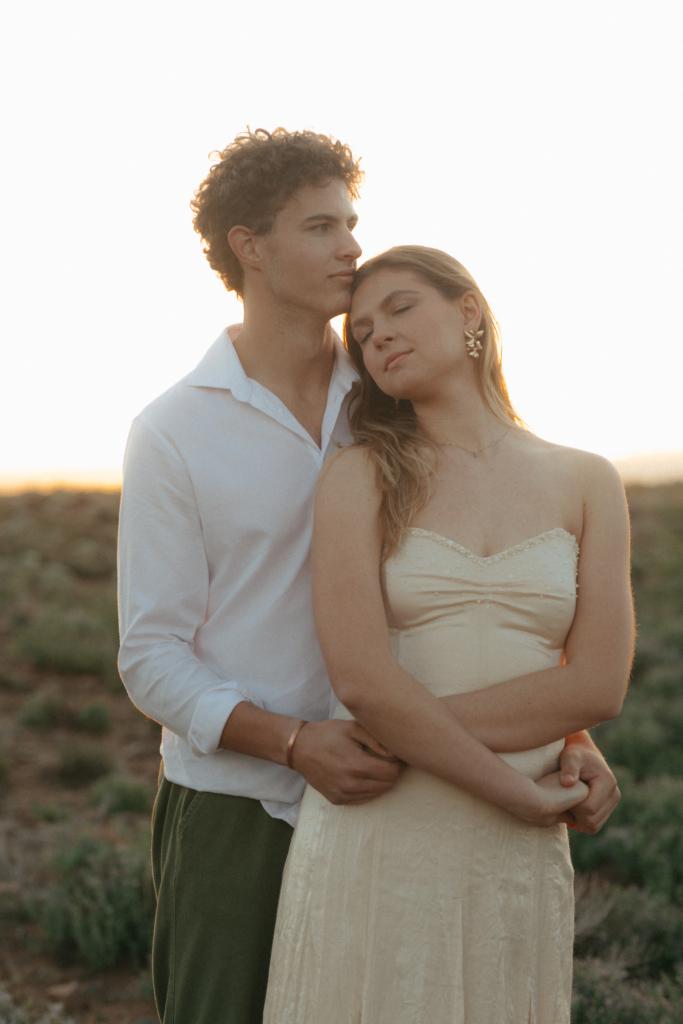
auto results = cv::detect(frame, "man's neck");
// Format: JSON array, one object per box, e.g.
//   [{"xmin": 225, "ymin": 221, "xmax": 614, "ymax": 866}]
[
  {"xmin": 232, "ymin": 296, "xmax": 340, "ymax": 448},
  {"xmin": 234, "ymin": 301, "xmax": 336, "ymax": 399}
]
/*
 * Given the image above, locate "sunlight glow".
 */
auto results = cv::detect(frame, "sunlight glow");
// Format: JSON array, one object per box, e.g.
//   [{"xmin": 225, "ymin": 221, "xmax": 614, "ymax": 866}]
[{"xmin": 2, "ymin": 0, "xmax": 681, "ymax": 487}]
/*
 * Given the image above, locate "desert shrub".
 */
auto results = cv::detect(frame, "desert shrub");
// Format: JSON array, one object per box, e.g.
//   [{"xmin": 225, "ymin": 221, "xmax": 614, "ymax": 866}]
[
  {"xmin": 596, "ymin": 713, "xmax": 667, "ymax": 781},
  {"xmin": 36, "ymin": 561, "xmax": 77, "ymax": 601},
  {"xmin": 0, "ymin": 753, "xmax": 8, "ymax": 788},
  {"xmin": 62, "ymin": 538, "xmax": 114, "ymax": 580},
  {"xmin": 575, "ymin": 881, "xmax": 683, "ymax": 978},
  {"xmin": 37, "ymin": 836, "xmax": 153, "ymax": 971},
  {"xmin": 594, "ymin": 701, "xmax": 683, "ymax": 780},
  {"xmin": 75, "ymin": 703, "xmax": 111, "ymax": 734},
  {"xmin": 572, "ymin": 958, "xmax": 683, "ymax": 1023},
  {"xmin": 0, "ymin": 989, "xmax": 75, "ymax": 1023},
  {"xmin": 0, "ymin": 671, "xmax": 29, "ymax": 693},
  {"xmin": 14, "ymin": 605, "xmax": 117, "ymax": 677},
  {"xmin": 571, "ymin": 776, "xmax": 683, "ymax": 900},
  {"xmin": 638, "ymin": 663, "xmax": 682, "ymax": 698},
  {"xmin": 0, "ymin": 881, "xmax": 31, "ymax": 927},
  {"xmin": 19, "ymin": 691, "xmax": 72, "ymax": 731},
  {"xmin": 30, "ymin": 804, "xmax": 68, "ymax": 823},
  {"xmin": 91, "ymin": 775, "xmax": 152, "ymax": 816},
  {"xmin": 54, "ymin": 745, "xmax": 112, "ymax": 787}
]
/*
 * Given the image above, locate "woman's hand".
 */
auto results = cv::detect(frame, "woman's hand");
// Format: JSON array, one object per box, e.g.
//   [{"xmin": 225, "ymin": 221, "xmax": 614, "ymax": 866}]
[{"xmin": 514, "ymin": 772, "xmax": 589, "ymax": 828}]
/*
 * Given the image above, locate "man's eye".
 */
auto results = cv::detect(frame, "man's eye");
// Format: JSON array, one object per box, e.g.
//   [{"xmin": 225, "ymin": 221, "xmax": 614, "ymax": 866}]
[{"xmin": 312, "ymin": 224, "xmax": 330, "ymax": 232}]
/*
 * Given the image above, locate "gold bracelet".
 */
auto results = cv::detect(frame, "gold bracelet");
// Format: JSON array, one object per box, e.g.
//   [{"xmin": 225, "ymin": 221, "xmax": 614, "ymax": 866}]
[{"xmin": 286, "ymin": 719, "xmax": 309, "ymax": 769}]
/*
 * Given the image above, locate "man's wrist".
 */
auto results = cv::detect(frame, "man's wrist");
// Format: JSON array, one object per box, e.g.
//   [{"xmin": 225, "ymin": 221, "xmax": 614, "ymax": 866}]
[
  {"xmin": 286, "ymin": 720, "xmax": 309, "ymax": 769},
  {"xmin": 219, "ymin": 702, "xmax": 306, "ymax": 767}
]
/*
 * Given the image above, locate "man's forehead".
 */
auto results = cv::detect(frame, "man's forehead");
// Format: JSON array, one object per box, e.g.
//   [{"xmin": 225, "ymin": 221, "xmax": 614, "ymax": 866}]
[{"xmin": 285, "ymin": 180, "xmax": 355, "ymax": 217}]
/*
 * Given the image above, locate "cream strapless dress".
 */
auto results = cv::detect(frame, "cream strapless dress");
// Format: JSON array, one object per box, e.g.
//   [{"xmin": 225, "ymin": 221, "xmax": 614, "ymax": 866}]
[{"xmin": 263, "ymin": 527, "xmax": 579, "ymax": 1024}]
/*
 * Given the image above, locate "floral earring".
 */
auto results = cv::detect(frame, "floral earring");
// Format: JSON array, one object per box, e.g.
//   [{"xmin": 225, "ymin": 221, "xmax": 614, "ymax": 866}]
[{"xmin": 464, "ymin": 328, "xmax": 484, "ymax": 359}]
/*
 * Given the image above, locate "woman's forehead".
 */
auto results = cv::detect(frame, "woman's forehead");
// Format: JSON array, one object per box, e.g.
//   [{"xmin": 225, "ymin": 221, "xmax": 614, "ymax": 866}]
[{"xmin": 351, "ymin": 268, "xmax": 425, "ymax": 312}]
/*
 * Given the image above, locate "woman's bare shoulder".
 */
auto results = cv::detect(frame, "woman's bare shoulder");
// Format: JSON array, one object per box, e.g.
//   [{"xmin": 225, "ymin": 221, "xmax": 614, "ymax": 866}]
[
  {"xmin": 316, "ymin": 445, "xmax": 381, "ymax": 520},
  {"xmin": 523, "ymin": 432, "xmax": 621, "ymax": 483}
]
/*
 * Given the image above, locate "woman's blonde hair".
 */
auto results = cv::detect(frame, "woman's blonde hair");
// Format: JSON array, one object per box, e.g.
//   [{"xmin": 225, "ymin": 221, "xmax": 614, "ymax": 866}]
[{"xmin": 343, "ymin": 245, "xmax": 524, "ymax": 559}]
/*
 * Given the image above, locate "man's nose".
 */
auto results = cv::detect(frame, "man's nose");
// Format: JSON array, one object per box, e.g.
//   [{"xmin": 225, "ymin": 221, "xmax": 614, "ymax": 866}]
[{"xmin": 340, "ymin": 231, "xmax": 362, "ymax": 261}]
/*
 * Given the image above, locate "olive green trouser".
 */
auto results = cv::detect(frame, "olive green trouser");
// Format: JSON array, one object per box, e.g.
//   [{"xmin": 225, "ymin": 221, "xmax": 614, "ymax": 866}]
[{"xmin": 150, "ymin": 770, "xmax": 293, "ymax": 1024}]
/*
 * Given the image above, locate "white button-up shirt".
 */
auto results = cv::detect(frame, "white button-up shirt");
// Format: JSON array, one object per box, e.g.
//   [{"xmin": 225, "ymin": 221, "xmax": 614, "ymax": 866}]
[{"xmin": 117, "ymin": 327, "xmax": 357, "ymax": 825}]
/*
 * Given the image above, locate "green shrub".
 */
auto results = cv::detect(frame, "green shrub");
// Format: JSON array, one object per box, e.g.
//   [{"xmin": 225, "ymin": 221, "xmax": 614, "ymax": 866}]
[
  {"xmin": 30, "ymin": 803, "xmax": 68, "ymax": 823},
  {"xmin": 572, "ymin": 958, "xmax": 683, "ymax": 1023},
  {"xmin": 596, "ymin": 714, "xmax": 667, "ymax": 781},
  {"xmin": 575, "ymin": 881, "xmax": 683, "ymax": 978},
  {"xmin": 0, "ymin": 671, "xmax": 29, "ymax": 693},
  {"xmin": 91, "ymin": 775, "xmax": 152, "ymax": 816},
  {"xmin": 14, "ymin": 605, "xmax": 117, "ymax": 677},
  {"xmin": 0, "ymin": 882, "xmax": 31, "ymax": 926},
  {"xmin": 19, "ymin": 691, "xmax": 72, "ymax": 731},
  {"xmin": 0, "ymin": 988, "xmax": 76, "ymax": 1023},
  {"xmin": 62, "ymin": 538, "xmax": 114, "ymax": 580},
  {"xmin": 637, "ymin": 663, "xmax": 682, "ymax": 698},
  {"xmin": 596, "ymin": 698, "xmax": 683, "ymax": 780},
  {"xmin": 571, "ymin": 776, "xmax": 683, "ymax": 900},
  {"xmin": 37, "ymin": 836, "xmax": 153, "ymax": 971},
  {"xmin": 75, "ymin": 703, "xmax": 111, "ymax": 735},
  {"xmin": 54, "ymin": 745, "xmax": 112, "ymax": 787}
]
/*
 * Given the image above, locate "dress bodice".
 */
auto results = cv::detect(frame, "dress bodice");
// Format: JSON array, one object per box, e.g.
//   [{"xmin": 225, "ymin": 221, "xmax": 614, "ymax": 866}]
[
  {"xmin": 384, "ymin": 526, "xmax": 579, "ymax": 655},
  {"xmin": 378, "ymin": 526, "xmax": 580, "ymax": 779}
]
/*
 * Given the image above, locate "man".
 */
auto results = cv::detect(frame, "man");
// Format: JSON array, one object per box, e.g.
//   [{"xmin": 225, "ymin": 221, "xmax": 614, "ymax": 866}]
[{"xmin": 118, "ymin": 128, "xmax": 621, "ymax": 1024}]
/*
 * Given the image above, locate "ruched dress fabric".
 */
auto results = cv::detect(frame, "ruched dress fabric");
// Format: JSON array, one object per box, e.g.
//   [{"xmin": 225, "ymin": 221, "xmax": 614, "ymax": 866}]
[{"xmin": 263, "ymin": 527, "xmax": 580, "ymax": 1024}]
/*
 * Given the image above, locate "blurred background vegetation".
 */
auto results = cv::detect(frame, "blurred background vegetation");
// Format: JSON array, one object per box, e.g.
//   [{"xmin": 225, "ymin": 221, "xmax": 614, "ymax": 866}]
[{"xmin": 0, "ymin": 485, "xmax": 682, "ymax": 1022}]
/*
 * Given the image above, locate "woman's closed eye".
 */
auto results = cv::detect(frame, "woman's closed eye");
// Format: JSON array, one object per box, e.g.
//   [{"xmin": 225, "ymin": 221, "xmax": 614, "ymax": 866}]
[{"xmin": 358, "ymin": 307, "xmax": 412, "ymax": 346}]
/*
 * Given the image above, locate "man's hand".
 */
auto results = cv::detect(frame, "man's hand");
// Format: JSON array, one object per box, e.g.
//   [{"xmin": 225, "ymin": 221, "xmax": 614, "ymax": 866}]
[
  {"xmin": 557, "ymin": 733, "xmax": 621, "ymax": 834},
  {"xmin": 291, "ymin": 719, "xmax": 402, "ymax": 805}
]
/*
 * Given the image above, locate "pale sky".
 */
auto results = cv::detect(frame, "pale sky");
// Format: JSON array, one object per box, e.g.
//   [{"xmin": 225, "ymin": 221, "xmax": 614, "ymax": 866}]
[{"xmin": 1, "ymin": 0, "xmax": 681, "ymax": 486}]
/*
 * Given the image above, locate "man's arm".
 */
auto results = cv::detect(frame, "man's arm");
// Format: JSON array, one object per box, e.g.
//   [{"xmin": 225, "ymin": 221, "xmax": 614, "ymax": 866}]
[
  {"xmin": 117, "ymin": 416, "xmax": 399, "ymax": 802},
  {"xmin": 117, "ymin": 417, "xmax": 261, "ymax": 754},
  {"xmin": 439, "ymin": 455, "xmax": 634, "ymax": 751}
]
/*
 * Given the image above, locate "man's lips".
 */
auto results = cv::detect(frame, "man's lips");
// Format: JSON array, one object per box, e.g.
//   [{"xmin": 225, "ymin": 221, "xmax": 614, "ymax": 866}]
[
  {"xmin": 330, "ymin": 270, "xmax": 355, "ymax": 282},
  {"xmin": 385, "ymin": 350, "xmax": 412, "ymax": 371}
]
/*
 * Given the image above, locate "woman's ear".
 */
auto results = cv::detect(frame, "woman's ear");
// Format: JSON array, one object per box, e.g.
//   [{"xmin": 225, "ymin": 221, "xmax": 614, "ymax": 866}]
[{"xmin": 460, "ymin": 291, "xmax": 483, "ymax": 332}]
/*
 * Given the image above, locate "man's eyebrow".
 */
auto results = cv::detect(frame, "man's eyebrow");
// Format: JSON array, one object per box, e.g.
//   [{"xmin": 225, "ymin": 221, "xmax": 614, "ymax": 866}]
[
  {"xmin": 351, "ymin": 290, "xmax": 420, "ymax": 333},
  {"xmin": 301, "ymin": 213, "xmax": 359, "ymax": 227}
]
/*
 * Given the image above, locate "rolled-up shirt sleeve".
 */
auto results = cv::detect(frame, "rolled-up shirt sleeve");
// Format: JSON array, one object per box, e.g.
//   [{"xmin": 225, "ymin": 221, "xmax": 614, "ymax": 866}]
[{"xmin": 117, "ymin": 416, "xmax": 262, "ymax": 755}]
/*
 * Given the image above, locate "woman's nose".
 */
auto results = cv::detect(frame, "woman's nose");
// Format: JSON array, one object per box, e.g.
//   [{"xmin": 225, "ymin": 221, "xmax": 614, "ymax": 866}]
[{"xmin": 372, "ymin": 325, "xmax": 394, "ymax": 348}]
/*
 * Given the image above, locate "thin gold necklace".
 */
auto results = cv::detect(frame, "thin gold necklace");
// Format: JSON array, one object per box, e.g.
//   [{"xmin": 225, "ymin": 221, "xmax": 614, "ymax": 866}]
[{"xmin": 435, "ymin": 426, "xmax": 511, "ymax": 459}]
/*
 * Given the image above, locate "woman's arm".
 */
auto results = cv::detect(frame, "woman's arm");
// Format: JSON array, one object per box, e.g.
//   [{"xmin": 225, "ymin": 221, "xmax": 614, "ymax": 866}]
[
  {"xmin": 312, "ymin": 448, "xmax": 587, "ymax": 825},
  {"xmin": 439, "ymin": 453, "xmax": 634, "ymax": 750}
]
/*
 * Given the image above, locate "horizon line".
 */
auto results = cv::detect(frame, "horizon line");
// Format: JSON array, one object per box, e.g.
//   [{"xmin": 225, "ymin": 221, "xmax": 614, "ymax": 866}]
[{"xmin": 1, "ymin": 450, "xmax": 683, "ymax": 495}]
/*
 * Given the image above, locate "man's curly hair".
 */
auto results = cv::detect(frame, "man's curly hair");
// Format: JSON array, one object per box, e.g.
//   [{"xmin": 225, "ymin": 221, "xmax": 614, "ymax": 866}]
[{"xmin": 191, "ymin": 128, "xmax": 363, "ymax": 296}]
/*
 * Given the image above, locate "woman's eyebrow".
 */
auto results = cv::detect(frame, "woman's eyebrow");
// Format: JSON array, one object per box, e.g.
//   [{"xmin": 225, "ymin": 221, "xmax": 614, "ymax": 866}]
[{"xmin": 351, "ymin": 290, "xmax": 420, "ymax": 334}]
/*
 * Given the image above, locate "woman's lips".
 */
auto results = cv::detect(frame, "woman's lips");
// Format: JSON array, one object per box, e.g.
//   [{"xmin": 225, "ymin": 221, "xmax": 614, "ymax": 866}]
[{"xmin": 385, "ymin": 350, "xmax": 411, "ymax": 371}]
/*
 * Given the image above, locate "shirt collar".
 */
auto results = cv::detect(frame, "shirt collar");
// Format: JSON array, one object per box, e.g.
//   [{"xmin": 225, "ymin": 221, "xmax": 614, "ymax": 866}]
[{"xmin": 185, "ymin": 325, "xmax": 359, "ymax": 400}]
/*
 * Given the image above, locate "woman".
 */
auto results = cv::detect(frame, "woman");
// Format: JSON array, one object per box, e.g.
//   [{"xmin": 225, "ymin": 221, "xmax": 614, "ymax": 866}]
[{"xmin": 263, "ymin": 247, "xmax": 633, "ymax": 1023}]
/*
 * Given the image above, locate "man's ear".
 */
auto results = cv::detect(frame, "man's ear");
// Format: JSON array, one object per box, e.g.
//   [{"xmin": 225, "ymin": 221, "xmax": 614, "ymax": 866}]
[
  {"xmin": 460, "ymin": 290, "xmax": 483, "ymax": 332},
  {"xmin": 227, "ymin": 225, "xmax": 263, "ymax": 273}
]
